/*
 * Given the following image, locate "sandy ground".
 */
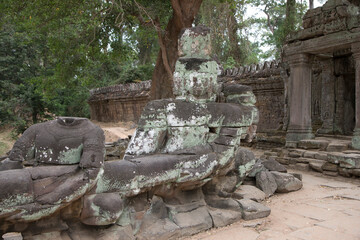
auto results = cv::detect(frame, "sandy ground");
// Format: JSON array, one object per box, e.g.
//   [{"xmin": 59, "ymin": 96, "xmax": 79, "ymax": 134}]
[
  {"xmin": 92, "ymin": 121, "xmax": 136, "ymax": 142},
  {"xmin": 185, "ymin": 170, "xmax": 360, "ymax": 240}
]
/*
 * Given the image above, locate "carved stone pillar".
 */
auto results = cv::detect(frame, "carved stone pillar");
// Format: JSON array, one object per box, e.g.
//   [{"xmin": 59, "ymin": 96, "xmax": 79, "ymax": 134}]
[
  {"xmin": 317, "ymin": 57, "xmax": 335, "ymax": 134},
  {"xmin": 352, "ymin": 43, "xmax": 360, "ymax": 149},
  {"xmin": 286, "ymin": 53, "xmax": 314, "ymax": 146}
]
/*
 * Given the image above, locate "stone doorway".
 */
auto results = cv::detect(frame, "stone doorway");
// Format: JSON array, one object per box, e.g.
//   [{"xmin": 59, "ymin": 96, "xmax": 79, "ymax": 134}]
[{"xmin": 334, "ymin": 55, "xmax": 355, "ymax": 135}]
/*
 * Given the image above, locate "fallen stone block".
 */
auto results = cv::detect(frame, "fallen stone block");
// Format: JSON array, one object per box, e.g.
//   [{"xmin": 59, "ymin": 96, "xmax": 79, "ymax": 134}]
[
  {"xmin": 237, "ymin": 199, "xmax": 271, "ymax": 221},
  {"xmin": 233, "ymin": 185, "xmax": 266, "ymax": 202},
  {"xmin": 271, "ymin": 171, "xmax": 303, "ymax": 193},
  {"xmin": 262, "ymin": 159, "xmax": 287, "ymax": 173},
  {"xmin": 289, "ymin": 173, "xmax": 302, "ymax": 181},
  {"xmin": 255, "ymin": 171, "xmax": 277, "ymax": 197}
]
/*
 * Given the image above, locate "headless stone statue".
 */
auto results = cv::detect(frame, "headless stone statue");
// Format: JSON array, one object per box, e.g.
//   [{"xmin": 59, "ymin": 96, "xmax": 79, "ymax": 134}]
[
  {"xmin": 0, "ymin": 117, "xmax": 105, "ymax": 224},
  {"xmin": 0, "ymin": 27, "xmax": 289, "ymax": 239}
]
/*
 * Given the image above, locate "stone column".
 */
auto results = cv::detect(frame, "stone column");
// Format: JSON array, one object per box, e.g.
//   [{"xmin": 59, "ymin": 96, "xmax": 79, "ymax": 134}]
[
  {"xmin": 352, "ymin": 43, "xmax": 360, "ymax": 149},
  {"xmin": 317, "ymin": 57, "xmax": 335, "ymax": 134},
  {"xmin": 286, "ymin": 53, "xmax": 314, "ymax": 147}
]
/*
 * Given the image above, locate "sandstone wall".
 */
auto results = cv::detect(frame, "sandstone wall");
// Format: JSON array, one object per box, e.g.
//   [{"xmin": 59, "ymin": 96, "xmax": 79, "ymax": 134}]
[
  {"xmin": 219, "ymin": 61, "xmax": 286, "ymax": 134},
  {"xmin": 88, "ymin": 81, "xmax": 151, "ymax": 123}
]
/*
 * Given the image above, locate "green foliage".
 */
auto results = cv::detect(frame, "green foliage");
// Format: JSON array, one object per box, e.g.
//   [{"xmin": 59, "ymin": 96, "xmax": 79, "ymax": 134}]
[
  {"xmin": 0, "ymin": 0, "xmax": 163, "ymax": 133},
  {"xmin": 249, "ymin": 0, "xmax": 307, "ymax": 59},
  {"xmin": 197, "ymin": 0, "xmax": 261, "ymax": 66}
]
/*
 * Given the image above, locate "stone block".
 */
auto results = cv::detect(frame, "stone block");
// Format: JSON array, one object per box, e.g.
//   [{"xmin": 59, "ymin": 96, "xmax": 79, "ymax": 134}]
[
  {"xmin": 338, "ymin": 167, "xmax": 352, "ymax": 177},
  {"xmin": 322, "ymin": 162, "xmax": 338, "ymax": 172},
  {"xmin": 255, "ymin": 171, "xmax": 277, "ymax": 197},
  {"xmin": 178, "ymin": 26, "xmax": 211, "ymax": 59},
  {"xmin": 219, "ymin": 127, "xmax": 244, "ymax": 137},
  {"xmin": 170, "ymin": 206, "xmax": 212, "ymax": 236},
  {"xmin": 297, "ymin": 139, "xmax": 329, "ymax": 150},
  {"xmin": 164, "ymin": 126, "xmax": 209, "ymax": 152},
  {"xmin": 339, "ymin": 154, "xmax": 360, "ymax": 169},
  {"xmin": 292, "ymin": 163, "xmax": 310, "ymax": 171},
  {"xmin": 262, "ymin": 159, "xmax": 287, "ymax": 173},
  {"xmin": 248, "ymin": 161, "xmax": 266, "ymax": 178},
  {"xmin": 271, "ymin": 171, "xmax": 303, "ymax": 193},
  {"xmin": 2, "ymin": 232, "xmax": 23, "ymax": 240},
  {"xmin": 208, "ymin": 208, "xmax": 242, "ymax": 228},
  {"xmin": 275, "ymin": 157, "xmax": 290, "ymax": 165},
  {"xmin": 81, "ymin": 193, "xmax": 125, "ymax": 225},
  {"xmin": 295, "ymin": 158, "xmax": 312, "ymax": 163},
  {"xmin": 204, "ymin": 195, "xmax": 242, "ymax": 211},
  {"xmin": 326, "ymin": 142, "xmax": 348, "ymax": 152},
  {"xmin": 233, "ymin": 185, "xmax": 266, "ymax": 202},
  {"xmin": 135, "ymin": 219, "xmax": 179, "ymax": 240},
  {"xmin": 165, "ymin": 100, "xmax": 210, "ymax": 127},
  {"xmin": 207, "ymin": 103, "xmax": 256, "ymax": 127},
  {"xmin": 214, "ymin": 135, "xmax": 240, "ymax": 146},
  {"xmin": 237, "ymin": 199, "xmax": 271, "ymax": 221},
  {"xmin": 0, "ymin": 169, "xmax": 34, "ymax": 208},
  {"xmin": 289, "ymin": 173, "xmax": 303, "ymax": 181},
  {"xmin": 308, "ymin": 159, "xmax": 326, "ymax": 173},
  {"xmin": 328, "ymin": 153, "xmax": 360, "ymax": 168},
  {"xmin": 303, "ymin": 151, "xmax": 317, "ymax": 158},
  {"xmin": 288, "ymin": 149, "xmax": 306, "ymax": 158},
  {"xmin": 314, "ymin": 152, "xmax": 328, "ymax": 160},
  {"xmin": 350, "ymin": 169, "xmax": 360, "ymax": 177}
]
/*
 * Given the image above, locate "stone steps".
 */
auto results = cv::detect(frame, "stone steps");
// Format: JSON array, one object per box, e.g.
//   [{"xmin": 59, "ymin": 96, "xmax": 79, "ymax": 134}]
[{"xmin": 261, "ymin": 138, "xmax": 360, "ymax": 178}]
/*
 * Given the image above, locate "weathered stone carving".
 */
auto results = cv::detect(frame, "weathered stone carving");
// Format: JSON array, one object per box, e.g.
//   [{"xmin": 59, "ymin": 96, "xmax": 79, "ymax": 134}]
[
  {"xmin": 0, "ymin": 117, "xmax": 105, "ymax": 226},
  {"xmin": 0, "ymin": 26, "xmax": 303, "ymax": 239}
]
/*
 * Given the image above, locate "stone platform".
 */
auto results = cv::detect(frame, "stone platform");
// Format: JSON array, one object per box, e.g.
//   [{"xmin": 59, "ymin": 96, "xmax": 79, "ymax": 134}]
[{"xmin": 260, "ymin": 136, "xmax": 360, "ymax": 178}]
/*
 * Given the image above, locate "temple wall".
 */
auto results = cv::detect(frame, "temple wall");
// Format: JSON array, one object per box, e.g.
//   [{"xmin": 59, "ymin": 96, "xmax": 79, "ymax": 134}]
[
  {"xmin": 219, "ymin": 61, "xmax": 286, "ymax": 133},
  {"xmin": 88, "ymin": 81, "xmax": 150, "ymax": 123}
]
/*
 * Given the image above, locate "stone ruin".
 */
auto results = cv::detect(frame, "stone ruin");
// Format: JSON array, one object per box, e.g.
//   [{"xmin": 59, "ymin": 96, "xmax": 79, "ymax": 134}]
[
  {"xmin": 0, "ymin": 26, "xmax": 303, "ymax": 239},
  {"xmin": 219, "ymin": 60, "xmax": 287, "ymax": 148},
  {"xmin": 220, "ymin": 0, "xmax": 360, "ymax": 179},
  {"xmin": 88, "ymin": 81, "xmax": 151, "ymax": 123}
]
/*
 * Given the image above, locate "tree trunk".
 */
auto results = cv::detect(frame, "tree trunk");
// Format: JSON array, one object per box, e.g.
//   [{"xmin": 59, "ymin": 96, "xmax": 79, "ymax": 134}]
[
  {"xmin": 309, "ymin": 0, "xmax": 314, "ymax": 9},
  {"xmin": 150, "ymin": 0, "xmax": 203, "ymax": 100},
  {"xmin": 227, "ymin": 7, "xmax": 244, "ymax": 65}
]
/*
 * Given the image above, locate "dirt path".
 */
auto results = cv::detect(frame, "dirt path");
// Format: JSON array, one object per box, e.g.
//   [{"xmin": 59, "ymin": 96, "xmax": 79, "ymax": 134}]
[{"xmin": 185, "ymin": 170, "xmax": 360, "ymax": 240}]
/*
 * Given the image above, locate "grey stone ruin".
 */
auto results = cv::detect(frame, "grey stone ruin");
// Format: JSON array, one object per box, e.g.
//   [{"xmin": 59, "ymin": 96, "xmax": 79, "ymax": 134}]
[{"xmin": 0, "ymin": 26, "xmax": 302, "ymax": 240}]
